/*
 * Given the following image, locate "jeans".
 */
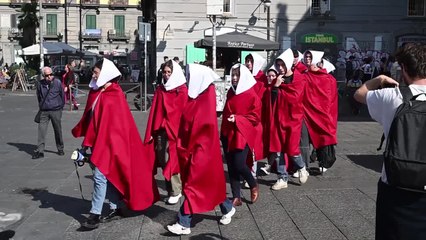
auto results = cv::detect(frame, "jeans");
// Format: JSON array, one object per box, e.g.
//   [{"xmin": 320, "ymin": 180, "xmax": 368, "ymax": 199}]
[
  {"xmin": 90, "ymin": 167, "xmax": 122, "ymax": 215},
  {"xmin": 273, "ymin": 153, "xmax": 306, "ymax": 181},
  {"xmin": 177, "ymin": 199, "xmax": 233, "ymax": 228}
]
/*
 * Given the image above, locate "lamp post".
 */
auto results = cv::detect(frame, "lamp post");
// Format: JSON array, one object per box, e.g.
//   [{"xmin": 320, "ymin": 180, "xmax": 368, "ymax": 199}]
[
  {"xmin": 79, "ymin": 0, "xmax": 82, "ymax": 52},
  {"xmin": 263, "ymin": 0, "xmax": 271, "ymax": 61}
]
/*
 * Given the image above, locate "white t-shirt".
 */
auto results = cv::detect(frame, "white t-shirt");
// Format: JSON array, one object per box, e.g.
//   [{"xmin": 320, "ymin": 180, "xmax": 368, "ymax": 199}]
[{"xmin": 366, "ymin": 85, "xmax": 426, "ymax": 183}]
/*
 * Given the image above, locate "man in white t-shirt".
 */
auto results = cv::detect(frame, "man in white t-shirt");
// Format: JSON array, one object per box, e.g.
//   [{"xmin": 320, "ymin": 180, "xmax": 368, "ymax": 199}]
[{"xmin": 354, "ymin": 43, "xmax": 426, "ymax": 240}]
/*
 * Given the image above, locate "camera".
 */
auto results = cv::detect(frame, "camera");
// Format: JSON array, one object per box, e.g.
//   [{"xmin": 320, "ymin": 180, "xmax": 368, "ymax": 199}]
[{"xmin": 71, "ymin": 148, "xmax": 91, "ymax": 167}]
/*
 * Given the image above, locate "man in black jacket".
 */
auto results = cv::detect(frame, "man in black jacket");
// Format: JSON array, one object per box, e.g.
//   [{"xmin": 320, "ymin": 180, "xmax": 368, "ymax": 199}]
[{"xmin": 32, "ymin": 67, "xmax": 65, "ymax": 159}]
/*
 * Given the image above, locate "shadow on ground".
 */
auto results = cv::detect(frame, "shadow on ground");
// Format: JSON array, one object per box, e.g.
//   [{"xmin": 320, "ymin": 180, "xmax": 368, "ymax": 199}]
[
  {"xmin": 347, "ymin": 154, "xmax": 383, "ymax": 173},
  {"xmin": 7, "ymin": 142, "xmax": 37, "ymax": 155},
  {"xmin": 0, "ymin": 230, "xmax": 15, "ymax": 240},
  {"xmin": 18, "ymin": 187, "xmax": 89, "ymax": 222}
]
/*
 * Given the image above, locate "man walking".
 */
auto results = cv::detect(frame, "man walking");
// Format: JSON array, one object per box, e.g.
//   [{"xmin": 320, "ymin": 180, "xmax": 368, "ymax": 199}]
[{"xmin": 32, "ymin": 67, "xmax": 65, "ymax": 159}]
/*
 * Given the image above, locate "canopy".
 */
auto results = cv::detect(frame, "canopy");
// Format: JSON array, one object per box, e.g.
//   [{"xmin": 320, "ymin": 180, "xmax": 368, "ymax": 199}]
[
  {"xmin": 18, "ymin": 42, "xmax": 78, "ymax": 56},
  {"xmin": 194, "ymin": 31, "xmax": 280, "ymax": 50}
]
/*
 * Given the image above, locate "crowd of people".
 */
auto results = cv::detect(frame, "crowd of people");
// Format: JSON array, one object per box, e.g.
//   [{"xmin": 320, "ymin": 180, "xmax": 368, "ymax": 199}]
[{"xmin": 30, "ymin": 43, "xmax": 425, "ymax": 238}]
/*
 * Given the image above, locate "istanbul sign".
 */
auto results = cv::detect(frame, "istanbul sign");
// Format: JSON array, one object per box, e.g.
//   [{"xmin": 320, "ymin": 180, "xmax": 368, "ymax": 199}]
[{"xmin": 302, "ymin": 33, "xmax": 337, "ymax": 44}]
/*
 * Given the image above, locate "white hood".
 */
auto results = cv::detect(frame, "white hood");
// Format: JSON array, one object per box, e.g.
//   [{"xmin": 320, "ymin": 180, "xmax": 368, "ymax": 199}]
[
  {"xmin": 249, "ymin": 52, "xmax": 266, "ymax": 76},
  {"xmin": 230, "ymin": 63, "xmax": 256, "ymax": 95},
  {"xmin": 89, "ymin": 58, "xmax": 121, "ymax": 90},
  {"xmin": 322, "ymin": 59, "xmax": 336, "ymax": 73},
  {"xmin": 187, "ymin": 64, "xmax": 220, "ymax": 99},
  {"xmin": 163, "ymin": 60, "xmax": 187, "ymax": 91},
  {"xmin": 275, "ymin": 48, "xmax": 294, "ymax": 73}
]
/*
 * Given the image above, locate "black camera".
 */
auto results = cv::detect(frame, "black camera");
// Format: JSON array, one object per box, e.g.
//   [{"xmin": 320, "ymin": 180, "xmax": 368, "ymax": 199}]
[{"xmin": 70, "ymin": 148, "xmax": 91, "ymax": 167}]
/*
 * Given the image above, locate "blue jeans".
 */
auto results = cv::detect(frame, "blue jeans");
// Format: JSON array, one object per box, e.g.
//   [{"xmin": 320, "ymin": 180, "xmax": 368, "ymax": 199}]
[
  {"xmin": 90, "ymin": 167, "xmax": 122, "ymax": 215},
  {"xmin": 272, "ymin": 153, "xmax": 305, "ymax": 181},
  {"xmin": 177, "ymin": 199, "xmax": 233, "ymax": 228}
]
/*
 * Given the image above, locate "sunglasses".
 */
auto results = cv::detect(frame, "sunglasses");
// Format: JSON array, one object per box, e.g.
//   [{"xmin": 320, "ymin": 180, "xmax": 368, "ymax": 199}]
[{"xmin": 45, "ymin": 73, "xmax": 53, "ymax": 77}]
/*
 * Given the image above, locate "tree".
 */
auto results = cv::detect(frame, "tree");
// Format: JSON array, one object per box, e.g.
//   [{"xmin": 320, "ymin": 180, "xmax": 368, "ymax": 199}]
[{"xmin": 17, "ymin": 0, "xmax": 40, "ymax": 71}]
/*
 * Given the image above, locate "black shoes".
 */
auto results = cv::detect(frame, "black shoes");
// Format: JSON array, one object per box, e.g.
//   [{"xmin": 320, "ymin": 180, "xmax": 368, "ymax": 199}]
[
  {"xmin": 81, "ymin": 213, "xmax": 101, "ymax": 229},
  {"xmin": 100, "ymin": 209, "xmax": 124, "ymax": 223},
  {"xmin": 31, "ymin": 151, "xmax": 44, "ymax": 159},
  {"xmin": 58, "ymin": 150, "xmax": 65, "ymax": 156}
]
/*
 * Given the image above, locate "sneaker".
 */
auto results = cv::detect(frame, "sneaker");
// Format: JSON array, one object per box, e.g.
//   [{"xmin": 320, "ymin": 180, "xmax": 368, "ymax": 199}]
[
  {"xmin": 81, "ymin": 213, "xmax": 101, "ymax": 229},
  {"xmin": 243, "ymin": 181, "xmax": 250, "ymax": 189},
  {"xmin": 167, "ymin": 223, "xmax": 191, "ymax": 235},
  {"xmin": 319, "ymin": 167, "xmax": 328, "ymax": 173},
  {"xmin": 298, "ymin": 167, "xmax": 309, "ymax": 184},
  {"xmin": 260, "ymin": 164, "xmax": 271, "ymax": 175},
  {"xmin": 219, "ymin": 207, "xmax": 236, "ymax": 225},
  {"xmin": 0, "ymin": 212, "xmax": 22, "ymax": 226},
  {"xmin": 100, "ymin": 208, "xmax": 124, "ymax": 223},
  {"xmin": 292, "ymin": 170, "xmax": 310, "ymax": 178},
  {"xmin": 271, "ymin": 179, "xmax": 288, "ymax": 190},
  {"xmin": 166, "ymin": 193, "xmax": 182, "ymax": 205}
]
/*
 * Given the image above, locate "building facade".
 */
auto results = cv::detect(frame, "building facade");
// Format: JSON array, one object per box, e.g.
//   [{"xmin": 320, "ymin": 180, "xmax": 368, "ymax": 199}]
[{"xmin": 0, "ymin": 0, "xmax": 143, "ymax": 66}]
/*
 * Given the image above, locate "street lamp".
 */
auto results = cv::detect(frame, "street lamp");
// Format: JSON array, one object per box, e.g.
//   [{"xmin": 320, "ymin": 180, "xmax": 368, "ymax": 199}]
[
  {"xmin": 79, "ymin": 1, "xmax": 82, "ymax": 52},
  {"xmin": 263, "ymin": 0, "xmax": 271, "ymax": 61}
]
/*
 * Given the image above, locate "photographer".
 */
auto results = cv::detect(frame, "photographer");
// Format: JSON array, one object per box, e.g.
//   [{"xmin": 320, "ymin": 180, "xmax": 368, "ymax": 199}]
[{"xmin": 72, "ymin": 58, "xmax": 159, "ymax": 230}]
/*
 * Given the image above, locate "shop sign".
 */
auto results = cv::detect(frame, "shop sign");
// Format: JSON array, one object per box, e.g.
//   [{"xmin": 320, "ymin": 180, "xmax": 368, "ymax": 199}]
[{"xmin": 302, "ymin": 33, "xmax": 337, "ymax": 44}]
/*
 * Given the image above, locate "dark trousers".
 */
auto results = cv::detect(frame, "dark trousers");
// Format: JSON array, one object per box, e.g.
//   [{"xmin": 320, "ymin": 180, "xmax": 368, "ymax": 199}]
[
  {"xmin": 299, "ymin": 120, "xmax": 310, "ymax": 168},
  {"xmin": 376, "ymin": 180, "xmax": 426, "ymax": 240},
  {"xmin": 222, "ymin": 137, "xmax": 256, "ymax": 198},
  {"xmin": 37, "ymin": 110, "xmax": 64, "ymax": 153}
]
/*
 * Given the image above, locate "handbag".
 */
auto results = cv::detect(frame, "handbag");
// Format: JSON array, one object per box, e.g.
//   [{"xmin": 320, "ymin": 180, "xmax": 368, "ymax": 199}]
[{"xmin": 34, "ymin": 82, "xmax": 52, "ymax": 123}]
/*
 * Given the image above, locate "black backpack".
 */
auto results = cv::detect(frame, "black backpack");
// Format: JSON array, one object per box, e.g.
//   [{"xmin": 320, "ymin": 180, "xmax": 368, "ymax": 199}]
[{"xmin": 384, "ymin": 86, "xmax": 426, "ymax": 192}]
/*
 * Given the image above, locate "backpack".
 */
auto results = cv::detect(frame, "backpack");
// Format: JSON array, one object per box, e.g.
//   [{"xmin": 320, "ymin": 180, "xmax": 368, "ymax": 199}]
[{"xmin": 384, "ymin": 86, "xmax": 426, "ymax": 192}]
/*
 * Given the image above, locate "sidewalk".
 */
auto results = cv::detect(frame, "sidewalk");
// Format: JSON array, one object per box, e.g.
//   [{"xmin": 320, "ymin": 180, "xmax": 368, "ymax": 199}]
[{"xmin": 0, "ymin": 89, "xmax": 382, "ymax": 240}]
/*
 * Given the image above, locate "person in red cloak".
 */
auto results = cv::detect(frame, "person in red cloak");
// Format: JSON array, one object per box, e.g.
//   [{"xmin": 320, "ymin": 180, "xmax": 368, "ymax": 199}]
[
  {"xmin": 303, "ymin": 50, "xmax": 338, "ymax": 173},
  {"xmin": 220, "ymin": 64, "xmax": 261, "ymax": 206},
  {"xmin": 166, "ymin": 64, "xmax": 236, "ymax": 235},
  {"xmin": 266, "ymin": 48, "xmax": 310, "ymax": 191},
  {"xmin": 243, "ymin": 53, "xmax": 267, "ymax": 187},
  {"xmin": 144, "ymin": 60, "xmax": 188, "ymax": 205},
  {"xmin": 72, "ymin": 58, "xmax": 159, "ymax": 230}
]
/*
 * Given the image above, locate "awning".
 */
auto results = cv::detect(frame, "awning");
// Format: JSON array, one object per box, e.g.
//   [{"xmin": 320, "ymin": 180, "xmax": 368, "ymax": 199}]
[
  {"xmin": 17, "ymin": 42, "xmax": 78, "ymax": 56},
  {"xmin": 194, "ymin": 31, "xmax": 279, "ymax": 50}
]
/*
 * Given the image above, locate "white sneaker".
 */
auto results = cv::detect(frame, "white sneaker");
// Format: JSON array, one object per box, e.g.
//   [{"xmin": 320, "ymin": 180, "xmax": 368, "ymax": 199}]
[
  {"xmin": 271, "ymin": 179, "xmax": 288, "ymax": 190},
  {"xmin": 319, "ymin": 167, "xmax": 328, "ymax": 173},
  {"xmin": 219, "ymin": 207, "xmax": 236, "ymax": 225},
  {"xmin": 167, "ymin": 193, "xmax": 182, "ymax": 205},
  {"xmin": 292, "ymin": 170, "xmax": 310, "ymax": 178},
  {"xmin": 167, "ymin": 223, "xmax": 191, "ymax": 235},
  {"xmin": 243, "ymin": 181, "xmax": 250, "ymax": 189},
  {"xmin": 0, "ymin": 212, "xmax": 22, "ymax": 223},
  {"xmin": 260, "ymin": 164, "xmax": 271, "ymax": 175},
  {"xmin": 298, "ymin": 167, "xmax": 309, "ymax": 184}
]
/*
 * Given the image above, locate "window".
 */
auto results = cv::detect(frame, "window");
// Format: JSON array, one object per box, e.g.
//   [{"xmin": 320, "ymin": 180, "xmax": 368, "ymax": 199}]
[
  {"xmin": 310, "ymin": 0, "xmax": 330, "ymax": 16},
  {"xmin": 223, "ymin": 0, "xmax": 235, "ymax": 16},
  {"xmin": 408, "ymin": 0, "xmax": 425, "ymax": 16},
  {"xmin": 86, "ymin": 15, "xmax": 96, "ymax": 29},
  {"xmin": 46, "ymin": 14, "xmax": 57, "ymax": 35},
  {"xmin": 114, "ymin": 15, "xmax": 125, "ymax": 36},
  {"xmin": 10, "ymin": 14, "xmax": 18, "ymax": 28}
]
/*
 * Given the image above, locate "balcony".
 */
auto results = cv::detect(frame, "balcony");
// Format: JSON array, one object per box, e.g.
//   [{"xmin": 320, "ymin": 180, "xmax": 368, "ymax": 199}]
[
  {"xmin": 42, "ymin": 0, "xmax": 60, "ymax": 8},
  {"xmin": 109, "ymin": 0, "xmax": 128, "ymax": 9},
  {"xmin": 9, "ymin": 0, "xmax": 31, "ymax": 8},
  {"xmin": 43, "ymin": 31, "xmax": 62, "ymax": 41},
  {"xmin": 8, "ymin": 28, "xmax": 22, "ymax": 41},
  {"xmin": 107, "ymin": 29, "xmax": 130, "ymax": 43},
  {"xmin": 82, "ymin": 29, "xmax": 102, "ymax": 42},
  {"xmin": 81, "ymin": 0, "xmax": 100, "ymax": 9}
]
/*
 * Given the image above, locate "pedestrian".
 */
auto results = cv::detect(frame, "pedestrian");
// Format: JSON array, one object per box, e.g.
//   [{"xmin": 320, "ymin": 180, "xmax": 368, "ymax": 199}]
[
  {"xmin": 32, "ymin": 67, "xmax": 65, "ymax": 159},
  {"xmin": 62, "ymin": 64, "xmax": 79, "ymax": 110},
  {"xmin": 303, "ymin": 50, "xmax": 338, "ymax": 173},
  {"xmin": 144, "ymin": 59, "xmax": 187, "ymax": 205},
  {"xmin": 220, "ymin": 64, "xmax": 260, "ymax": 206},
  {"xmin": 354, "ymin": 43, "xmax": 426, "ymax": 240},
  {"xmin": 72, "ymin": 58, "xmax": 159, "ymax": 230},
  {"xmin": 167, "ymin": 64, "xmax": 236, "ymax": 235},
  {"xmin": 266, "ymin": 48, "xmax": 309, "ymax": 190}
]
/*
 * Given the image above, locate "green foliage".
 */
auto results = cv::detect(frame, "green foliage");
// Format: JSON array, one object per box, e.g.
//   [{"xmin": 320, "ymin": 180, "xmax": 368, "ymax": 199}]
[{"xmin": 17, "ymin": 1, "xmax": 39, "ymax": 48}]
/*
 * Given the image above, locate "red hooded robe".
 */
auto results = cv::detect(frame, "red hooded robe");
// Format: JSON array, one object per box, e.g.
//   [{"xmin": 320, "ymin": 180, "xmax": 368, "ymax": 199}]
[
  {"xmin": 177, "ymin": 85, "xmax": 226, "ymax": 214},
  {"xmin": 303, "ymin": 70, "xmax": 338, "ymax": 148},
  {"xmin": 72, "ymin": 83, "xmax": 159, "ymax": 211}
]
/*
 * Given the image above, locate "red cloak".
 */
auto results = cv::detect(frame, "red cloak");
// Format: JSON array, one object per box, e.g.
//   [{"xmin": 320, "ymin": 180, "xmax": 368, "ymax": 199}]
[
  {"xmin": 303, "ymin": 70, "xmax": 338, "ymax": 149},
  {"xmin": 72, "ymin": 83, "xmax": 159, "ymax": 211},
  {"xmin": 177, "ymin": 85, "xmax": 226, "ymax": 214},
  {"xmin": 71, "ymin": 89, "xmax": 101, "ymax": 138},
  {"xmin": 252, "ymin": 70, "xmax": 269, "ymax": 160},
  {"xmin": 144, "ymin": 84, "xmax": 188, "ymax": 180},
  {"xmin": 269, "ymin": 71, "xmax": 306, "ymax": 156},
  {"xmin": 220, "ymin": 87, "xmax": 261, "ymax": 155}
]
